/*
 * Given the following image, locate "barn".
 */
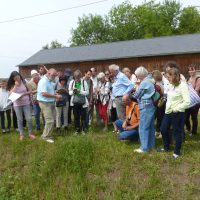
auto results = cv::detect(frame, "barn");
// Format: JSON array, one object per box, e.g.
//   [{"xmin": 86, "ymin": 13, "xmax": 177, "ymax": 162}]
[{"xmin": 18, "ymin": 33, "xmax": 200, "ymax": 78}]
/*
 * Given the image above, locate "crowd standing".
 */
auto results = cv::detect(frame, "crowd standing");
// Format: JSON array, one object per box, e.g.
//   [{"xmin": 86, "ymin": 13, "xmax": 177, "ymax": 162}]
[{"xmin": 0, "ymin": 62, "xmax": 199, "ymax": 160}]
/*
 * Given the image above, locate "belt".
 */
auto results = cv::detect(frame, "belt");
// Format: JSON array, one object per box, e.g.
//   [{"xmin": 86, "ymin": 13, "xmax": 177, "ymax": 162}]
[
  {"xmin": 39, "ymin": 101, "xmax": 54, "ymax": 105},
  {"xmin": 115, "ymin": 96, "xmax": 123, "ymax": 98}
]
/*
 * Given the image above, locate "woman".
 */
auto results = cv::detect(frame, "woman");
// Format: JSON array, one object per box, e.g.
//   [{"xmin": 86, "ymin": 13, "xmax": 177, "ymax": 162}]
[
  {"xmin": 132, "ymin": 66, "xmax": 156, "ymax": 153},
  {"xmin": 159, "ymin": 65, "xmax": 190, "ymax": 159},
  {"xmin": 7, "ymin": 71, "xmax": 35, "ymax": 140},
  {"xmin": 97, "ymin": 72, "xmax": 110, "ymax": 131},
  {"xmin": 185, "ymin": 64, "xmax": 200, "ymax": 136},
  {"xmin": 0, "ymin": 80, "xmax": 11, "ymax": 133},
  {"xmin": 69, "ymin": 70, "xmax": 89, "ymax": 134},
  {"xmin": 55, "ymin": 76, "xmax": 69, "ymax": 133}
]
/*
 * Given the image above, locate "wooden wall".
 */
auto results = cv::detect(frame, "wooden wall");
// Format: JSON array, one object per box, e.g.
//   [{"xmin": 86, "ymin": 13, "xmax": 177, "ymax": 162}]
[{"xmin": 19, "ymin": 53, "xmax": 200, "ymax": 78}]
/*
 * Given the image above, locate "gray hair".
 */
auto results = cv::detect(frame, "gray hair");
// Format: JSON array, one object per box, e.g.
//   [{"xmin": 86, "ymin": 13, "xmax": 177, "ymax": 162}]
[
  {"xmin": 135, "ymin": 66, "xmax": 148, "ymax": 77},
  {"xmin": 74, "ymin": 69, "xmax": 82, "ymax": 79},
  {"xmin": 108, "ymin": 64, "xmax": 120, "ymax": 71},
  {"xmin": 97, "ymin": 72, "xmax": 105, "ymax": 79}
]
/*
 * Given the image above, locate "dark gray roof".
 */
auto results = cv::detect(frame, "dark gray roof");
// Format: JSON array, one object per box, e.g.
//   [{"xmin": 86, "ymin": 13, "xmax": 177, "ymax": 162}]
[{"xmin": 19, "ymin": 34, "xmax": 200, "ymax": 67}]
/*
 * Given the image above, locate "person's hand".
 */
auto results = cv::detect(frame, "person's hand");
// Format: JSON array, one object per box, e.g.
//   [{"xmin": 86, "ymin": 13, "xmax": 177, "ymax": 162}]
[
  {"xmin": 125, "ymin": 126, "xmax": 131, "ymax": 131},
  {"xmin": 73, "ymin": 88, "xmax": 78, "ymax": 94},
  {"xmin": 15, "ymin": 81, "xmax": 20, "ymax": 86},
  {"xmin": 55, "ymin": 94, "xmax": 62, "ymax": 100},
  {"xmin": 122, "ymin": 121, "xmax": 127, "ymax": 129}
]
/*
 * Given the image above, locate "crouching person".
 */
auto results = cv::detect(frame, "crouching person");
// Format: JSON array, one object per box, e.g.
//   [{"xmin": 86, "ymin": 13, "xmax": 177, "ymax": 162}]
[{"xmin": 115, "ymin": 94, "xmax": 139, "ymax": 141}]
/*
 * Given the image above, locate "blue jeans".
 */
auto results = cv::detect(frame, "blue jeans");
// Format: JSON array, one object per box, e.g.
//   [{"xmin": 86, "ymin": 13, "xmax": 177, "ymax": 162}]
[
  {"xmin": 32, "ymin": 104, "xmax": 41, "ymax": 129},
  {"xmin": 14, "ymin": 104, "xmax": 32, "ymax": 135},
  {"xmin": 161, "ymin": 112, "xmax": 184, "ymax": 155},
  {"xmin": 139, "ymin": 104, "xmax": 156, "ymax": 151},
  {"xmin": 115, "ymin": 119, "xmax": 139, "ymax": 140}
]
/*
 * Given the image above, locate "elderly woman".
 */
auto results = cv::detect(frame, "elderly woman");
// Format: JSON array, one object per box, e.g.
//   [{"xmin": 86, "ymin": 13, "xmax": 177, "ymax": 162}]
[
  {"xmin": 97, "ymin": 72, "xmax": 110, "ymax": 131},
  {"xmin": 132, "ymin": 66, "xmax": 156, "ymax": 153},
  {"xmin": 69, "ymin": 70, "xmax": 89, "ymax": 134}
]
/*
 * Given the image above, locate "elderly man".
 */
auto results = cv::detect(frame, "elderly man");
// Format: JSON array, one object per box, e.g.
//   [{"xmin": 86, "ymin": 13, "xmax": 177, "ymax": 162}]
[
  {"xmin": 109, "ymin": 64, "xmax": 134, "ymax": 121},
  {"xmin": 37, "ymin": 68, "xmax": 62, "ymax": 143},
  {"xmin": 28, "ymin": 70, "xmax": 41, "ymax": 130},
  {"xmin": 115, "ymin": 94, "xmax": 139, "ymax": 141}
]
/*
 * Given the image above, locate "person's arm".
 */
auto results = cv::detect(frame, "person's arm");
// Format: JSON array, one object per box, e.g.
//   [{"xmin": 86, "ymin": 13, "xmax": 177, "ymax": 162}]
[
  {"xmin": 41, "ymin": 92, "xmax": 61, "ymax": 100},
  {"xmin": 80, "ymin": 80, "xmax": 89, "ymax": 96},
  {"xmin": 68, "ymin": 80, "xmax": 74, "ymax": 96},
  {"xmin": 122, "ymin": 76, "xmax": 134, "ymax": 95},
  {"xmin": 195, "ymin": 78, "xmax": 200, "ymax": 94}
]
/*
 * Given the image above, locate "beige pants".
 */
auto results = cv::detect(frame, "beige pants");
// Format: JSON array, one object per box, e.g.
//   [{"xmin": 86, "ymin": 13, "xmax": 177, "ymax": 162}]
[{"xmin": 39, "ymin": 102, "xmax": 54, "ymax": 138}]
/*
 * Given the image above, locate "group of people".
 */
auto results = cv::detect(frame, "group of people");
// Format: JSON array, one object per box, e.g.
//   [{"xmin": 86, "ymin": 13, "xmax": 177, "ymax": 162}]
[{"xmin": 0, "ymin": 62, "xmax": 199, "ymax": 159}]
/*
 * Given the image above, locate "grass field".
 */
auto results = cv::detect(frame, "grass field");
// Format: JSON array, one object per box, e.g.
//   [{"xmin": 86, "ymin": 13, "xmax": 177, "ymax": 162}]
[{"xmin": 0, "ymin": 123, "xmax": 200, "ymax": 200}]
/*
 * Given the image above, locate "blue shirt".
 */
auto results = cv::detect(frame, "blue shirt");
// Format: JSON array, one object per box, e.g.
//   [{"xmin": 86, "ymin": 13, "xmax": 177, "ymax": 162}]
[
  {"xmin": 112, "ymin": 72, "xmax": 134, "ymax": 97},
  {"xmin": 133, "ymin": 76, "xmax": 155, "ymax": 100},
  {"xmin": 37, "ymin": 75, "xmax": 55, "ymax": 102}
]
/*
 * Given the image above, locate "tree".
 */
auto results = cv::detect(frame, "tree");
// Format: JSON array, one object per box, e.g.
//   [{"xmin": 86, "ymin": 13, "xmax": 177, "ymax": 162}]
[
  {"xmin": 42, "ymin": 40, "xmax": 64, "ymax": 49},
  {"xmin": 70, "ymin": 14, "xmax": 110, "ymax": 46},
  {"xmin": 69, "ymin": 0, "xmax": 200, "ymax": 46},
  {"xmin": 178, "ymin": 6, "xmax": 200, "ymax": 34}
]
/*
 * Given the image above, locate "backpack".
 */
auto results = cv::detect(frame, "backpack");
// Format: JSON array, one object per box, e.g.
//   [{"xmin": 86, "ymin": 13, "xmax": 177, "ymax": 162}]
[{"xmin": 151, "ymin": 83, "xmax": 163, "ymax": 107}]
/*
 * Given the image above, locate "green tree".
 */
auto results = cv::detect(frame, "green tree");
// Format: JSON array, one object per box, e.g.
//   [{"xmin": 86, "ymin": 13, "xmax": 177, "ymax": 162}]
[
  {"xmin": 42, "ymin": 40, "xmax": 64, "ymax": 49},
  {"xmin": 178, "ymin": 6, "xmax": 200, "ymax": 34},
  {"xmin": 70, "ymin": 14, "xmax": 110, "ymax": 46}
]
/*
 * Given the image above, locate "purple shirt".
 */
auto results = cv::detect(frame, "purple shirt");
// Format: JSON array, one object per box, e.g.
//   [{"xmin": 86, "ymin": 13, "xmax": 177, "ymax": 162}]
[{"xmin": 13, "ymin": 83, "xmax": 30, "ymax": 107}]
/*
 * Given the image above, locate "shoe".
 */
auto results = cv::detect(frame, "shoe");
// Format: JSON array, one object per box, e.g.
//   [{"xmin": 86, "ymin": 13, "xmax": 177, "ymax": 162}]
[
  {"xmin": 45, "ymin": 138, "xmax": 54, "ymax": 143},
  {"xmin": 29, "ymin": 134, "xmax": 36, "ymax": 140},
  {"xmin": 134, "ymin": 148, "xmax": 145, "ymax": 153},
  {"xmin": 170, "ymin": 154, "xmax": 179, "ymax": 160},
  {"xmin": 155, "ymin": 131, "xmax": 161, "ymax": 137},
  {"xmin": 36, "ymin": 127, "xmax": 41, "ymax": 131},
  {"xmin": 82, "ymin": 131, "xmax": 86, "ymax": 135},
  {"xmin": 15, "ymin": 128, "xmax": 19, "ymax": 132},
  {"xmin": 20, "ymin": 135, "xmax": 24, "ymax": 141},
  {"xmin": 6, "ymin": 128, "xmax": 10, "ymax": 133},
  {"xmin": 103, "ymin": 127, "xmax": 108, "ymax": 132},
  {"xmin": 2, "ymin": 129, "xmax": 6, "ymax": 133},
  {"xmin": 157, "ymin": 148, "xmax": 169, "ymax": 152},
  {"xmin": 73, "ymin": 131, "xmax": 78, "ymax": 136},
  {"xmin": 57, "ymin": 128, "xmax": 61, "ymax": 135}
]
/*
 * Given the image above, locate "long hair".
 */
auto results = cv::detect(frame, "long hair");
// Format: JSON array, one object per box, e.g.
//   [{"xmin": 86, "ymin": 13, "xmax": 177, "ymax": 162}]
[
  {"xmin": 168, "ymin": 68, "xmax": 181, "ymax": 86},
  {"xmin": 7, "ymin": 71, "xmax": 25, "ymax": 91}
]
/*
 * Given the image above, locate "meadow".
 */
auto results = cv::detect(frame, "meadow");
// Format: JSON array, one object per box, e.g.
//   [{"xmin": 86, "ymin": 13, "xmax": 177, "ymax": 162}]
[{"xmin": 0, "ymin": 124, "xmax": 200, "ymax": 200}]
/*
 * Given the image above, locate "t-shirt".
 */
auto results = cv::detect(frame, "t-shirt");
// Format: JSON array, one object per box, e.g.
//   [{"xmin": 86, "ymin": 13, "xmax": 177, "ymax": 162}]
[
  {"xmin": 75, "ymin": 81, "xmax": 81, "ymax": 96},
  {"xmin": 13, "ymin": 83, "xmax": 30, "ymax": 107},
  {"xmin": 126, "ymin": 102, "xmax": 140, "ymax": 127}
]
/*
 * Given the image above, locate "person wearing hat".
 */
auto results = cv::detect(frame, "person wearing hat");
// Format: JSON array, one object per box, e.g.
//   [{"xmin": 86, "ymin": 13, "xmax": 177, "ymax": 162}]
[{"xmin": 28, "ymin": 69, "xmax": 41, "ymax": 130}]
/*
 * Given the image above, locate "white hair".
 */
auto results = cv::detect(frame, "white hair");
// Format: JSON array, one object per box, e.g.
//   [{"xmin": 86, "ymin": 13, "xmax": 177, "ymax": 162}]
[
  {"xmin": 108, "ymin": 64, "xmax": 120, "ymax": 71},
  {"xmin": 97, "ymin": 72, "xmax": 105, "ymax": 79},
  {"xmin": 135, "ymin": 66, "xmax": 148, "ymax": 77}
]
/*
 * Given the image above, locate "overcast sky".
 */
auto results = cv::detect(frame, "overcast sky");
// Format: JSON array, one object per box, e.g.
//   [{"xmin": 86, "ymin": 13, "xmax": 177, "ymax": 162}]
[{"xmin": 0, "ymin": 0, "xmax": 199, "ymax": 78}]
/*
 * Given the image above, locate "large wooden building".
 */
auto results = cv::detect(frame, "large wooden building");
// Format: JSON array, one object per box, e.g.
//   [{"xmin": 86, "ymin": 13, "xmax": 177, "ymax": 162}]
[{"xmin": 18, "ymin": 34, "xmax": 200, "ymax": 78}]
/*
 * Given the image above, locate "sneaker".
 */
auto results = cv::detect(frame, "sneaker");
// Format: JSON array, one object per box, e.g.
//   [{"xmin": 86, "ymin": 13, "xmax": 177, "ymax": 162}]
[
  {"xmin": 20, "ymin": 135, "xmax": 24, "ymax": 141},
  {"xmin": 170, "ymin": 154, "xmax": 179, "ymax": 160},
  {"xmin": 2, "ymin": 129, "xmax": 6, "ymax": 133},
  {"xmin": 103, "ymin": 127, "xmax": 108, "ymax": 132},
  {"xmin": 134, "ymin": 148, "xmax": 145, "ymax": 153},
  {"xmin": 29, "ymin": 134, "xmax": 36, "ymax": 140},
  {"xmin": 82, "ymin": 131, "xmax": 86, "ymax": 135},
  {"xmin": 6, "ymin": 128, "xmax": 10, "ymax": 133},
  {"xmin": 45, "ymin": 138, "xmax": 54, "ymax": 143},
  {"xmin": 73, "ymin": 131, "xmax": 78, "ymax": 136}
]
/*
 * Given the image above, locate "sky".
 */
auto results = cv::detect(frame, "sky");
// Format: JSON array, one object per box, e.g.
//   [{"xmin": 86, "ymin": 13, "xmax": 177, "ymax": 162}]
[{"xmin": 0, "ymin": 0, "xmax": 199, "ymax": 78}]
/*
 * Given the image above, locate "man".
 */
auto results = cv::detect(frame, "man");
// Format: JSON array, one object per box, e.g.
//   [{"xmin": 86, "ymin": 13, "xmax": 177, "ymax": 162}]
[
  {"xmin": 37, "ymin": 68, "xmax": 62, "ymax": 143},
  {"xmin": 90, "ymin": 67, "xmax": 101, "ymax": 125},
  {"xmin": 28, "ymin": 69, "xmax": 41, "ymax": 130},
  {"xmin": 115, "ymin": 95, "xmax": 139, "ymax": 141},
  {"xmin": 38, "ymin": 65, "xmax": 48, "ymax": 77},
  {"xmin": 109, "ymin": 64, "xmax": 134, "ymax": 121}
]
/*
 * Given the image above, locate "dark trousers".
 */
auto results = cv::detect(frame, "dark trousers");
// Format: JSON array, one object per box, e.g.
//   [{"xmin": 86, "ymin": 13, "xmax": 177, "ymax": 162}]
[
  {"xmin": 0, "ymin": 109, "xmax": 11, "ymax": 130},
  {"xmin": 185, "ymin": 105, "xmax": 199, "ymax": 135},
  {"xmin": 155, "ymin": 104, "xmax": 165, "ymax": 132},
  {"xmin": 161, "ymin": 112, "xmax": 185, "ymax": 155},
  {"xmin": 73, "ymin": 105, "xmax": 87, "ymax": 132}
]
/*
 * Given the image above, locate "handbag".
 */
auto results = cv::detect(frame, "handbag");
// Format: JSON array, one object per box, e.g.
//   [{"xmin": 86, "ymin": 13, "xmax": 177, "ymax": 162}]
[
  {"xmin": 188, "ymin": 83, "xmax": 200, "ymax": 108},
  {"xmin": 73, "ymin": 94, "xmax": 86, "ymax": 106},
  {"xmin": 55, "ymin": 99, "xmax": 66, "ymax": 107}
]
